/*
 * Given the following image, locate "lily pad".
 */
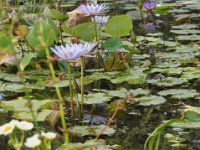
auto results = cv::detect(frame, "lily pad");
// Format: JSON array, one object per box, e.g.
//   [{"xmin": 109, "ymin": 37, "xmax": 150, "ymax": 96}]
[
  {"xmin": 110, "ymin": 67, "xmax": 147, "ymax": 84},
  {"xmin": 158, "ymin": 89, "xmax": 199, "ymax": 99},
  {"xmin": 12, "ymin": 109, "xmax": 53, "ymax": 121},
  {"xmin": 80, "ymin": 93, "xmax": 112, "ymax": 104},
  {"xmin": 147, "ymin": 77, "xmax": 187, "ymax": 87},
  {"xmin": 135, "ymin": 95, "xmax": 166, "ymax": 106},
  {"xmin": 69, "ymin": 125, "xmax": 115, "ymax": 136},
  {"xmin": 0, "ymin": 98, "xmax": 55, "ymax": 112}
]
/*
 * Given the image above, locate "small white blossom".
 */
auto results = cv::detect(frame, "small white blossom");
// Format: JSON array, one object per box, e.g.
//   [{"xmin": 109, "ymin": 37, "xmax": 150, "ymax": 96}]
[
  {"xmin": 16, "ymin": 121, "xmax": 34, "ymax": 131},
  {"xmin": 0, "ymin": 123, "xmax": 15, "ymax": 136},
  {"xmin": 51, "ymin": 42, "xmax": 97, "ymax": 62},
  {"xmin": 24, "ymin": 134, "xmax": 41, "ymax": 148},
  {"xmin": 41, "ymin": 132, "xmax": 56, "ymax": 140},
  {"xmin": 9, "ymin": 119, "xmax": 19, "ymax": 126},
  {"xmin": 78, "ymin": 4, "xmax": 109, "ymax": 16}
]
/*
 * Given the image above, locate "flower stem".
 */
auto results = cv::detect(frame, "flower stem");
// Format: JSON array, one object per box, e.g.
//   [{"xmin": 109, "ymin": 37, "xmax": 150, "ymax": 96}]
[
  {"xmin": 67, "ymin": 62, "xmax": 74, "ymax": 118},
  {"xmin": 44, "ymin": 46, "xmax": 69, "ymax": 149},
  {"xmin": 93, "ymin": 17, "xmax": 98, "ymax": 42},
  {"xmin": 80, "ymin": 56, "xmax": 84, "ymax": 115}
]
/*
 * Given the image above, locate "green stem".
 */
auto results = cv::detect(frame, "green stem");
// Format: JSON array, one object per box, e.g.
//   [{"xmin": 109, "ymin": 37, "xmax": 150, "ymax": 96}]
[
  {"xmin": 29, "ymin": 103, "xmax": 40, "ymax": 133},
  {"xmin": 19, "ymin": 75, "xmax": 40, "ymax": 133},
  {"xmin": 80, "ymin": 56, "xmax": 84, "ymax": 115},
  {"xmin": 93, "ymin": 17, "xmax": 98, "ymax": 42},
  {"xmin": 44, "ymin": 46, "xmax": 69, "ymax": 149},
  {"xmin": 67, "ymin": 62, "xmax": 74, "ymax": 118},
  {"xmin": 20, "ymin": 131, "xmax": 25, "ymax": 146},
  {"xmin": 5, "ymin": 0, "xmax": 10, "ymax": 11},
  {"xmin": 0, "ymin": 0, "xmax": 2, "ymax": 9}
]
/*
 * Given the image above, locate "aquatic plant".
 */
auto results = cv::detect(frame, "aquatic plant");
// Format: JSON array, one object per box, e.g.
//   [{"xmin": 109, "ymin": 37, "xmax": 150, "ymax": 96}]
[
  {"xmin": 78, "ymin": 4, "xmax": 109, "ymax": 16},
  {"xmin": 143, "ymin": 1, "xmax": 157, "ymax": 11},
  {"xmin": 50, "ymin": 42, "xmax": 97, "ymax": 62},
  {"xmin": 91, "ymin": 16, "xmax": 109, "ymax": 29}
]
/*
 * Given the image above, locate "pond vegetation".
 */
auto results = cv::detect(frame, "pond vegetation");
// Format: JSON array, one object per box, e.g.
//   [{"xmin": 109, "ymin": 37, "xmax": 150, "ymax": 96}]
[{"xmin": 0, "ymin": 0, "xmax": 200, "ymax": 150}]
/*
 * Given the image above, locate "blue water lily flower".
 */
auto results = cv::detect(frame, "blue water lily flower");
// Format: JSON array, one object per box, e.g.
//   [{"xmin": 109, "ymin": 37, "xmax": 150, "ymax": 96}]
[
  {"xmin": 50, "ymin": 42, "xmax": 97, "ymax": 62},
  {"xmin": 143, "ymin": 2, "xmax": 157, "ymax": 11},
  {"xmin": 91, "ymin": 16, "xmax": 109, "ymax": 29},
  {"xmin": 78, "ymin": 4, "xmax": 109, "ymax": 16}
]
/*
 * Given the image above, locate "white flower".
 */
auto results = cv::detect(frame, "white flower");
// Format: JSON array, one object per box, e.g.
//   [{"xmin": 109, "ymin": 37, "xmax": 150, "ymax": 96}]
[
  {"xmin": 0, "ymin": 123, "xmax": 15, "ymax": 136},
  {"xmin": 41, "ymin": 132, "xmax": 56, "ymax": 140},
  {"xmin": 24, "ymin": 134, "xmax": 41, "ymax": 148},
  {"xmin": 16, "ymin": 121, "xmax": 34, "ymax": 131},
  {"xmin": 92, "ymin": 16, "xmax": 109, "ymax": 29},
  {"xmin": 9, "ymin": 119, "xmax": 19, "ymax": 126},
  {"xmin": 51, "ymin": 42, "xmax": 97, "ymax": 62},
  {"xmin": 78, "ymin": 4, "xmax": 109, "ymax": 16}
]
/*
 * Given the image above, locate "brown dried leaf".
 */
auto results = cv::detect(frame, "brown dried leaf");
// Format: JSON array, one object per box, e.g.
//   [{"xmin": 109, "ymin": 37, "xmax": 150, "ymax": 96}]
[
  {"xmin": 67, "ymin": 8, "xmax": 90, "ymax": 27},
  {"xmin": 46, "ymin": 110, "xmax": 60, "ymax": 127},
  {"xmin": 0, "ymin": 53, "xmax": 21, "ymax": 65}
]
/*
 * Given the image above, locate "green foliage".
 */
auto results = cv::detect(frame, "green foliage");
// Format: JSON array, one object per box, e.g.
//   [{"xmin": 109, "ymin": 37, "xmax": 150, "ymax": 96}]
[
  {"xmin": 27, "ymin": 20, "xmax": 59, "ymax": 50},
  {"xmin": 69, "ymin": 125, "xmax": 115, "ymax": 136},
  {"xmin": 62, "ymin": 22, "xmax": 96, "ymax": 42},
  {"xmin": 0, "ymin": 32, "xmax": 15, "ymax": 53},
  {"xmin": 153, "ymin": 5, "xmax": 171, "ymax": 14},
  {"xmin": 144, "ymin": 119, "xmax": 185, "ymax": 150},
  {"xmin": 19, "ymin": 52, "xmax": 36, "ymax": 71},
  {"xmin": 43, "ymin": 7, "xmax": 68, "ymax": 20},
  {"xmin": 103, "ymin": 38, "xmax": 123, "ymax": 52},
  {"xmin": 78, "ymin": 93, "xmax": 112, "ymax": 104},
  {"xmin": 105, "ymin": 15, "xmax": 133, "ymax": 37},
  {"xmin": 0, "ymin": 99, "xmax": 55, "ymax": 112}
]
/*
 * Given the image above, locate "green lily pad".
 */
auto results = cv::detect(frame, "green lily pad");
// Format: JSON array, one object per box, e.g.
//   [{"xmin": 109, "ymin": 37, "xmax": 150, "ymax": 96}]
[
  {"xmin": 105, "ymin": 88, "xmax": 150, "ymax": 98},
  {"xmin": 13, "ymin": 109, "xmax": 53, "ymax": 121},
  {"xmin": 158, "ymin": 89, "xmax": 199, "ymax": 99},
  {"xmin": 110, "ymin": 67, "xmax": 147, "ymax": 84},
  {"xmin": 0, "ymin": 98, "xmax": 55, "ymax": 112},
  {"xmin": 147, "ymin": 77, "xmax": 187, "ymax": 87},
  {"xmin": 58, "ymin": 139, "xmax": 120, "ymax": 150},
  {"xmin": 103, "ymin": 38, "xmax": 123, "ymax": 52},
  {"xmin": 69, "ymin": 125, "xmax": 115, "ymax": 137},
  {"xmin": 79, "ymin": 93, "xmax": 112, "ymax": 104},
  {"xmin": 0, "ymin": 73, "xmax": 21, "ymax": 82},
  {"xmin": 135, "ymin": 95, "xmax": 166, "ymax": 106}
]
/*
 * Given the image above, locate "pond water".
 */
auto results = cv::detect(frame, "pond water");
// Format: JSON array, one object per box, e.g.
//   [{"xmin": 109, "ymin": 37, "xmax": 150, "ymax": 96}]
[{"xmin": 1, "ymin": 0, "xmax": 200, "ymax": 150}]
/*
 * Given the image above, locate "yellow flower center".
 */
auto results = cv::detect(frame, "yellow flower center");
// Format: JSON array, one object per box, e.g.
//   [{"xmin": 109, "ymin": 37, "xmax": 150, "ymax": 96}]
[{"xmin": 4, "ymin": 125, "xmax": 11, "ymax": 132}]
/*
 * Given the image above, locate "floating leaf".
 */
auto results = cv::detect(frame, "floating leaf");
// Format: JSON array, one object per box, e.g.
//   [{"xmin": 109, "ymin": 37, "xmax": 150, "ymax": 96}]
[
  {"xmin": 105, "ymin": 15, "xmax": 132, "ymax": 37},
  {"xmin": 13, "ymin": 109, "xmax": 53, "ymax": 121},
  {"xmin": 79, "ymin": 93, "xmax": 112, "ymax": 104},
  {"xmin": 103, "ymin": 38, "xmax": 123, "ymax": 52},
  {"xmin": 110, "ymin": 67, "xmax": 147, "ymax": 84},
  {"xmin": 63, "ymin": 22, "xmax": 96, "ymax": 42},
  {"xmin": 69, "ymin": 125, "xmax": 115, "ymax": 136},
  {"xmin": 136, "ymin": 95, "xmax": 166, "ymax": 106},
  {"xmin": 147, "ymin": 77, "xmax": 187, "ymax": 87},
  {"xmin": 0, "ymin": 99, "xmax": 55, "ymax": 112},
  {"xmin": 158, "ymin": 89, "xmax": 199, "ymax": 99}
]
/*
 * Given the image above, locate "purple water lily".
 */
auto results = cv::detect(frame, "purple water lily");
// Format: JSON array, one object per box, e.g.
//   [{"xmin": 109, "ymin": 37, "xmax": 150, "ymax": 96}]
[
  {"xmin": 91, "ymin": 16, "xmax": 109, "ymax": 29},
  {"xmin": 50, "ymin": 42, "xmax": 97, "ymax": 62},
  {"xmin": 78, "ymin": 4, "xmax": 109, "ymax": 16},
  {"xmin": 143, "ymin": 23, "xmax": 156, "ymax": 30},
  {"xmin": 143, "ymin": 2, "xmax": 157, "ymax": 11}
]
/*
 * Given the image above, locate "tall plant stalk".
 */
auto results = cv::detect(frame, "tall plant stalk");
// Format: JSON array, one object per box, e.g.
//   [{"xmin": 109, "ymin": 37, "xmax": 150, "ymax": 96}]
[
  {"xmin": 44, "ymin": 46, "xmax": 69, "ymax": 149},
  {"xmin": 67, "ymin": 62, "xmax": 74, "ymax": 118},
  {"xmin": 80, "ymin": 56, "xmax": 84, "ymax": 114}
]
